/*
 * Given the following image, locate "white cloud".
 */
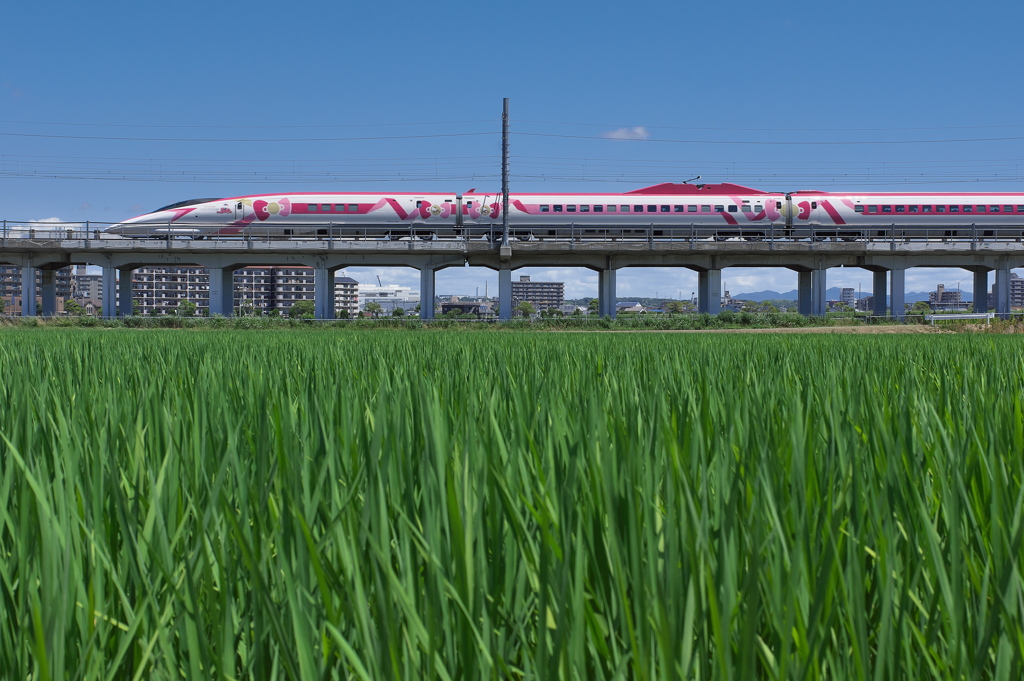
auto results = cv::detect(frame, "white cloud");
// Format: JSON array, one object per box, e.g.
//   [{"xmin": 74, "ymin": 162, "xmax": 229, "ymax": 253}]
[
  {"xmin": 601, "ymin": 126, "xmax": 649, "ymax": 141},
  {"xmin": 334, "ymin": 264, "xmax": 1020, "ymax": 300}
]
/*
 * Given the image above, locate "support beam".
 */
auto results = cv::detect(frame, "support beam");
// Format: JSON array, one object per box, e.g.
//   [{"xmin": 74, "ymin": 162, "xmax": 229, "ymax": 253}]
[
  {"xmin": 40, "ymin": 269, "xmax": 56, "ymax": 316},
  {"xmin": 419, "ymin": 267, "xmax": 436, "ymax": 320},
  {"xmin": 208, "ymin": 267, "xmax": 235, "ymax": 317},
  {"xmin": 697, "ymin": 269, "xmax": 721, "ymax": 314},
  {"xmin": 599, "ymin": 269, "xmax": 617, "ymax": 318},
  {"xmin": 498, "ymin": 266, "xmax": 512, "ymax": 320},
  {"xmin": 811, "ymin": 269, "xmax": 826, "ymax": 316},
  {"xmin": 994, "ymin": 265, "xmax": 1011, "ymax": 319},
  {"xmin": 101, "ymin": 266, "xmax": 116, "ymax": 318},
  {"xmin": 21, "ymin": 267, "xmax": 37, "ymax": 317},
  {"xmin": 797, "ymin": 271, "xmax": 812, "ymax": 316},
  {"xmin": 314, "ymin": 267, "xmax": 334, "ymax": 320},
  {"xmin": 872, "ymin": 270, "xmax": 888, "ymax": 316},
  {"xmin": 119, "ymin": 269, "xmax": 133, "ymax": 316},
  {"xmin": 890, "ymin": 268, "xmax": 906, "ymax": 320},
  {"xmin": 973, "ymin": 270, "xmax": 989, "ymax": 313}
]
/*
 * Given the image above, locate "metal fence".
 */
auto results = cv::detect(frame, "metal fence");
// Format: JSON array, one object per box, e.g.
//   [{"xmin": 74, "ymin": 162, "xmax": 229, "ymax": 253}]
[{"xmin": 4, "ymin": 219, "xmax": 1024, "ymax": 244}]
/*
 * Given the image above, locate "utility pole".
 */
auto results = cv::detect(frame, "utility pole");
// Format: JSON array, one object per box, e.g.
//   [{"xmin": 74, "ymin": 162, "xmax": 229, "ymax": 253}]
[{"xmin": 501, "ymin": 97, "xmax": 510, "ymax": 248}]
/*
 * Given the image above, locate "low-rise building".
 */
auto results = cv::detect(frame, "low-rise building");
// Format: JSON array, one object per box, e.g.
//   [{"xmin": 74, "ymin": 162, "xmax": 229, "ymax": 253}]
[{"xmin": 358, "ymin": 283, "xmax": 419, "ymax": 314}]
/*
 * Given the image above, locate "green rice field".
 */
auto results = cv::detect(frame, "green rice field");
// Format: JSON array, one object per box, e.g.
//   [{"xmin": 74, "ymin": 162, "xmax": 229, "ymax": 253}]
[{"xmin": 1, "ymin": 328, "xmax": 1023, "ymax": 680}]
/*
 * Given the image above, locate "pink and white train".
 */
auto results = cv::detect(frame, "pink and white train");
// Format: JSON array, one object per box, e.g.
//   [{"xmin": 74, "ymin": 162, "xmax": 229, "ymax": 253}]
[{"xmin": 107, "ymin": 182, "xmax": 1024, "ymax": 240}]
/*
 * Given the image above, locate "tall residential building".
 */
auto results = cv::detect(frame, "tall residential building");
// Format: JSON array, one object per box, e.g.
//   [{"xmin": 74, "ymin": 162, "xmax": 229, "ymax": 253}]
[
  {"xmin": 334, "ymin": 276, "xmax": 359, "ymax": 316},
  {"xmin": 840, "ymin": 288, "xmax": 855, "ymax": 305},
  {"xmin": 131, "ymin": 266, "xmax": 352, "ymax": 316},
  {"xmin": 928, "ymin": 283, "xmax": 966, "ymax": 311},
  {"xmin": 1010, "ymin": 273, "xmax": 1024, "ymax": 309},
  {"xmin": 511, "ymin": 275, "xmax": 564, "ymax": 311},
  {"xmin": 0, "ymin": 266, "xmax": 74, "ymax": 314}
]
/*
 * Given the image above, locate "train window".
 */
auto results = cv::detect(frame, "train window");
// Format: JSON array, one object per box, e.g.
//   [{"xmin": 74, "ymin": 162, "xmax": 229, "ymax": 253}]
[
  {"xmin": 321, "ymin": 204, "xmax": 331, "ymax": 212},
  {"xmin": 553, "ymin": 205, "xmax": 563, "ymax": 212},
  {"xmin": 540, "ymin": 205, "xmax": 549, "ymax": 212},
  {"xmin": 349, "ymin": 204, "xmax": 358, "ymax": 212},
  {"xmin": 882, "ymin": 206, "xmax": 892, "ymax": 213},
  {"xmin": 855, "ymin": 206, "xmax": 864, "ymax": 213},
  {"xmin": 621, "ymin": 205, "xmax": 630, "ymax": 212},
  {"xmin": 741, "ymin": 204, "xmax": 751, "ymax": 212},
  {"xmin": 991, "ymin": 205, "xmax": 1001, "ymax": 212},
  {"xmin": 335, "ymin": 204, "xmax": 346, "ymax": 212},
  {"xmin": 909, "ymin": 206, "xmax": 918, "ymax": 213},
  {"xmin": 776, "ymin": 201, "xmax": 783, "ymax": 209},
  {"xmin": 949, "ymin": 206, "xmax": 959, "ymax": 213},
  {"xmin": 975, "ymin": 206, "xmax": 985, "ymax": 212},
  {"xmin": 811, "ymin": 202, "xmax": 817, "ymax": 209},
  {"xmin": 1017, "ymin": 205, "xmax": 1024, "ymax": 212},
  {"xmin": 647, "ymin": 205, "xmax": 657, "ymax": 212},
  {"xmin": 580, "ymin": 205, "xmax": 590, "ymax": 212},
  {"xmin": 308, "ymin": 204, "xmax": 318, "ymax": 212},
  {"xmin": 1004, "ymin": 205, "xmax": 1014, "ymax": 212},
  {"xmin": 964, "ymin": 206, "xmax": 974, "ymax": 212},
  {"xmin": 936, "ymin": 206, "xmax": 945, "ymax": 212},
  {"xmin": 895, "ymin": 206, "xmax": 905, "ymax": 213},
  {"xmin": 754, "ymin": 205, "xmax": 763, "ymax": 212},
  {"xmin": 868, "ymin": 206, "xmax": 878, "ymax": 213},
  {"xmin": 608, "ymin": 205, "xmax": 617, "ymax": 212},
  {"xmin": 728, "ymin": 205, "xmax": 738, "ymax": 212},
  {"xmin": 701, "ymin": 205, "xmax": 711, "ymax": 212},
  {"xmin": 567, "ymin": 205, "xmax": 577, "ymax": 212},
  {"xmin": 416, "ymin": 201, "xmax": 422, "ymax": 208},
  {"xmin": 922, "ymin": 206, "xmax": 932, "ymax": 212},
  {"xmin": 715, "ymin": 205, "xmax": 725, "ymax": 212},
  {"xmin": 674, "ymin": 205, "xmax": 685, "ymax": 212},
  {"xmin": 661, "ymin": 205, "xmax": 670, "ymax": 212},
  {"xmin": 634, "ymin": 205, "xmax": 644, "ymax": 212},
  {"xmin": 593, "ymin": 205, "xmax": 603, "ymax": 212},
  {"xmin": 688, "ymin": 205, "xmax": 698, "ymax": 212}
]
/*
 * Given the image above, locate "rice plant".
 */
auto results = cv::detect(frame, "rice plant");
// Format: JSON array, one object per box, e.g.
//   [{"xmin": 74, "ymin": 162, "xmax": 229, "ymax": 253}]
[{"xmin": 1, "ymin": 328, "xmax": 1022, "ymax": 680}]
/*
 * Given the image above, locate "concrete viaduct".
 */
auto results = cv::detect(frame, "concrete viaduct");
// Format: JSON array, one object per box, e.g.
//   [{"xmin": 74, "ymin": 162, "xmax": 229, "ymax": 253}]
[{"xmin": 1, "ymin": 235, "xmax": 1020, "ymax": 319}]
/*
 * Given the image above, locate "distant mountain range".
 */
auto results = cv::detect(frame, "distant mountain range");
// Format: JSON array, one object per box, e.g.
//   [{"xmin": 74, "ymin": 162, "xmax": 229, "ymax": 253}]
[{"xmin": 734, "ymin": 287, "xmax": 973, "ymax": 303}]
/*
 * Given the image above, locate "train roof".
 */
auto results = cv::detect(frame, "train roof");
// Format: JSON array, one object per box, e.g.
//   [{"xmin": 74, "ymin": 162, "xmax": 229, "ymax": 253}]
[{"xmin": 625, "ymin": 182, "xmax": 770, "ymax": 195}]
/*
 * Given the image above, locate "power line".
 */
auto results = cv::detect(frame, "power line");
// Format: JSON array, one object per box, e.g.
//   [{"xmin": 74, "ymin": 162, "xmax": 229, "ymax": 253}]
[
  {"xmin": 0, "ymin": 131, "xmax": 495, "ymax": 143},
  {"xmin": 0, "ymin": 119, "xmax": 493, "ymax": 129},
  {"xmin": 518, "ymin": 120, "xmax": 1024, "ymax": 133},
  {"xmin": 514, "ymin": 132, "xmax": 1024, "ymax": 146}
]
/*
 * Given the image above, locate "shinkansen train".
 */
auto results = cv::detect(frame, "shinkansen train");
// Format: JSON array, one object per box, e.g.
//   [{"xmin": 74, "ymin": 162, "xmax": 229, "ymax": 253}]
[{"xmin": 105, "ymin": 182, "xmax": 1024, "ymax": 240}]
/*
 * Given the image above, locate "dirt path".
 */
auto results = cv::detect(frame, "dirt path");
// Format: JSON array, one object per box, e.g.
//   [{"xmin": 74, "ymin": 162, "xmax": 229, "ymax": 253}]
[{"xmin": 565, "ymin": 325, "xmax": 946, "ymax": 334}]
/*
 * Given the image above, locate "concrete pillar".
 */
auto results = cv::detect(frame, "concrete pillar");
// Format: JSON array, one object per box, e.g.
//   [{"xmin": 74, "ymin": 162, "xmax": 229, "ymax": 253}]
[
  {"xmin": 419, "ymin": 267, "xmax": 435, "ymax": 320},
  {"xmin": 698, "ymin": 269, "xmax": 721, "ymax": 314},
  {"xmin": 314, "ymin": 267, "xmax": 334, "ymax": 320},
  {"xmin": 101, "ymin": 266, "xmax": 116, "ymax": 318},
  {"xmin": 973, "ymin": 270, "xmax": 989, "ymax": 313},
  {"xmin": 21, "ymin": 267, "xmax": 37, "ymax": 317},
  {"xmin": 890, "ymin": 268, "xmax": 906, "ymax": 320},
  {"xmin": 40, "ymin": 269, "xmax": 57, "ymax": 316},
  {"xmin": 208, "ymin": 267, "xmax": 235, "ymax": 317},
  {"xmin": 994, "ymin": 266, "xmax": 1011, "ymax": 319},
  {"xmin": 811, "ymin": 269, "xmax": 826, "ymax": 316},
  {"xmin": 599, "ymin": 269, "xmax": 617, "ymax": 318},
  {"xmin": 872, "ymin": 270, "xmax": 888, "ymax": 316},
  {"xmin": 797, "ymin": 271, "xmax": 812, "ymax": 316},
  {"xmin": 498, "ymin": 266, "xmax": 512, "ymax": 320},
  {"xmin": 118, "ymin": 269, "xmax": 133, "ymax": 316}
]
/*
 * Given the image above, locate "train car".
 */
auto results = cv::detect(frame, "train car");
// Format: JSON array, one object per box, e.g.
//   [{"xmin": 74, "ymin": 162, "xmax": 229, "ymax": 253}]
[{"xmin": 105, "ymin": 184, "xmax": 1024, "ymax": 241}]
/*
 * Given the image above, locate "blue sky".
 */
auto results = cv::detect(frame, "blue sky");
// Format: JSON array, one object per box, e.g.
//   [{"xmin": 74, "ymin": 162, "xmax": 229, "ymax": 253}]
[{"xmin": 3, "ymin": 0, "xmax": 1023, "ymax": 298}]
